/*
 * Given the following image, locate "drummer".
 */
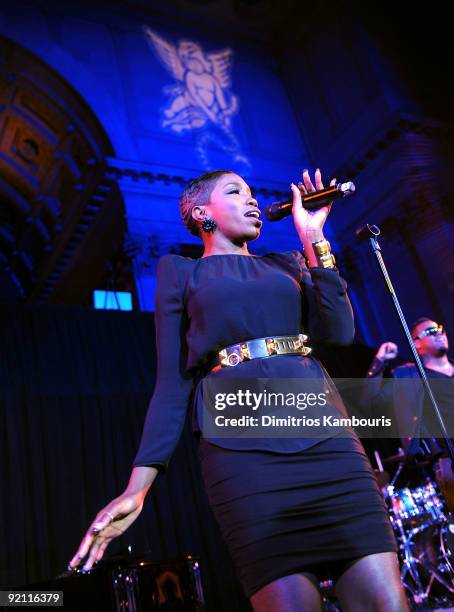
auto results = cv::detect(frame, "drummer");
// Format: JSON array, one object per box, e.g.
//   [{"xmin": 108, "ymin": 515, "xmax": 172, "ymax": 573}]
[{"xmin": 363, "ymin": 317, "xmax": 454, "ymax": 509}]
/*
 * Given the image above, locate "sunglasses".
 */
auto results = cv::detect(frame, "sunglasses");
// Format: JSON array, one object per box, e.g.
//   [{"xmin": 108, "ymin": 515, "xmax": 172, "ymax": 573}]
[{"xmin": 414, "ymin": 324, "xmax": 446, "ymax": 340}]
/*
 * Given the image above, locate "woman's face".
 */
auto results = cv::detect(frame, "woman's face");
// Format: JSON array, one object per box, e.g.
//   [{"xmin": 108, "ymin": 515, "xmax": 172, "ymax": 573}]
[{"xmin": 204, "ymin": 173, "xmax": 262, "ymax": 242}]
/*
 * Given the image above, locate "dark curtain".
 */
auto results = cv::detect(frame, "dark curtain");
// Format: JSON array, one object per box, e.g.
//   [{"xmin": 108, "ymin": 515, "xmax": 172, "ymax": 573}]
[{"xmin": 0, "ymin": 305, "xmax": 251, "ymax": 611}]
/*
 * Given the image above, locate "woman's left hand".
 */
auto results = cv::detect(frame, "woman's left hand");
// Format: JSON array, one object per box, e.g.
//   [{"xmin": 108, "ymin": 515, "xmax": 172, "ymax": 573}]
[{"xmin": 290, "ymin": 169, "xmax": 336, "ymax": 242}]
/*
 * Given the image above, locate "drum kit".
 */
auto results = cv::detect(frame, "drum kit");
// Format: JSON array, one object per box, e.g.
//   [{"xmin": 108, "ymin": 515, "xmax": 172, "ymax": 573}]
[
  {"xmin": 321, "ymin": 453, "xmax": 454, "ymax": 611},
  {"xmin": 377, "ymin": 449, "xmax": 454, "ymax": 609}
]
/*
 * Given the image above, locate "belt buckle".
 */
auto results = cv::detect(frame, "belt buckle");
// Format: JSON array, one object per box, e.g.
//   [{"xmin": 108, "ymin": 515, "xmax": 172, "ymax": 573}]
[
  {"xmin": 297, "ymin": 333, "xmax": 312, "ymax": 356},
  {"xmin": 266, "ymin": 334, "xmax": 311, "ymax": 356},
  {"xmin": 219, "ymin": 342, "xmax": 251, "ymax": 367},
  {"xmin": 219, "ymin": 334, "xmax": 311, "ymax": 367}
]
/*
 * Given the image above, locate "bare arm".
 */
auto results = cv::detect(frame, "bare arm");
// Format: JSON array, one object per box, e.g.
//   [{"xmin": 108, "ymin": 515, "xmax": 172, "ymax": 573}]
[{"xmin": 125, "ymin": 465, "xmax": 158, "ymax": 497}]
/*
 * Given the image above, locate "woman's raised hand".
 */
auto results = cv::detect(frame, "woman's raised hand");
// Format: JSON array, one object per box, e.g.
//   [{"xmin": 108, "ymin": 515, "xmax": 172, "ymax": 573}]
[
  {"xmin": 68, "ymin": 492, "xmax": 144, "ymax": 572},
  {"xmin": 290, "ymin": 169, "xmax": 336, "ymax": 242}
]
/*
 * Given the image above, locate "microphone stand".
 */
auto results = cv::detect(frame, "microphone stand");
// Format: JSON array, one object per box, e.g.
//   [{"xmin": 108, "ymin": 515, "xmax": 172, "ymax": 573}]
[{"xmin": 357, "ymin": 224, "xmax": 454, "ymax": 468}]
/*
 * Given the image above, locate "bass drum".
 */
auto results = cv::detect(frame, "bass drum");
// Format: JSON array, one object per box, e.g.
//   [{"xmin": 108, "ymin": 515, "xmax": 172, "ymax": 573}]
[{"xmin": 402, "ymin": 520, "xmax": 454, "ymax": 606}]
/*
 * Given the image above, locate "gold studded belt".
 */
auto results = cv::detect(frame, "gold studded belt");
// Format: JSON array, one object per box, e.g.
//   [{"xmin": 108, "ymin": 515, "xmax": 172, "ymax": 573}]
[{"xmin": 217, "ymin": 333, "xmax": 312, "ymax": 368}]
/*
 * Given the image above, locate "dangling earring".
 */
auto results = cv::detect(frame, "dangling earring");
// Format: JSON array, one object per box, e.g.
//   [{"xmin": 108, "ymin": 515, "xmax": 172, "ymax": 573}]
[{"xmin": 201, "ymin": 217, "xmax": 217, "ymax": 233}]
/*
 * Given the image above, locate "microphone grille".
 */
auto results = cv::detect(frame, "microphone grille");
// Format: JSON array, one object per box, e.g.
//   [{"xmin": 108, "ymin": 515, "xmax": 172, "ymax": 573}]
[{"xmin": 339, "ymin": 181, "xmax": 355, "ymax": 196}]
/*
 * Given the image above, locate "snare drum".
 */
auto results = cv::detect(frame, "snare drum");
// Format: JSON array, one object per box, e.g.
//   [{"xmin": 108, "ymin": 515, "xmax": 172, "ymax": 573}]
[
  {"xmin": 411, "ymin": 480, "xmax": 446, "ymax": 523},
  {"xmin": 385, "ymin": 486, "xmax": 424, "ymax": 525},
  {"xmin": 385, "ymin": 479, "xmax": 446, "ymax": 526}
]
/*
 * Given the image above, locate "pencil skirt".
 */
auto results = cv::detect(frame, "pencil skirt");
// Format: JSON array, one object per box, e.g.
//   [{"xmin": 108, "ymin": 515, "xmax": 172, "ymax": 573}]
[{"xmin": 198, "ymin": 433, "xmax": 397, "ymax": 598}]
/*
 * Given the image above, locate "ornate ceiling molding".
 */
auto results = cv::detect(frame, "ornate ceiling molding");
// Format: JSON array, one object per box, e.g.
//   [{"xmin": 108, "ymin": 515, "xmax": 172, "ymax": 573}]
[
  {"xmin": 106, "ymin": 158, "xmax": 289, "ymax": 201},
  {"xmin": 0, "ymin": 36, "xmax": 125, "ymax": 303},
  {"xmin": 336, "ymin": 114, "xmax": 454, "ymax": 182}
]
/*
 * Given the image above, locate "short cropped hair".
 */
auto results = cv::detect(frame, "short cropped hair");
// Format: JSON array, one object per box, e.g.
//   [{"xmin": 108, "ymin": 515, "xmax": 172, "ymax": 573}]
[
  {"xmin": 179, "ymin": 170, "xmax": 233, "ymax": 237},
  {"xmin": 411, "ymin": 317, "xmax": 434, "ymax": 338}
]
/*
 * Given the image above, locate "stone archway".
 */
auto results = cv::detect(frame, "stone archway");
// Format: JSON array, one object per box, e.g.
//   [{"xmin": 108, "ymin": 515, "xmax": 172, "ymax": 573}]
[{"xmin": 0, "ymin": 35, "xmax": 128, "ymax": 303}]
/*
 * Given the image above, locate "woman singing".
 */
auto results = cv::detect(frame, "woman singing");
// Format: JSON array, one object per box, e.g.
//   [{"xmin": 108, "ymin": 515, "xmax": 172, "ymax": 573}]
[{"xmin": 69, "ymin": 169, "xmax": 408, "ymax": 611}]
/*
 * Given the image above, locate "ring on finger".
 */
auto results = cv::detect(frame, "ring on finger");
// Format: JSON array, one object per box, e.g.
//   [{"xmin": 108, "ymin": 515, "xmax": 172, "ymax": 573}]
[{"xmin": 91, "ymin": 512, "xmax": 114, "ymax": 534}]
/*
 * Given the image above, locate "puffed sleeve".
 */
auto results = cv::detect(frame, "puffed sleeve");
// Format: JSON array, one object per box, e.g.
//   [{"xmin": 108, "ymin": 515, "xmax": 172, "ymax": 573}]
[
  {"xmin": 292, "ymin": 250, "xmax": 355, "ymax": 346},
  {"xmin": 133, "ymin": 254, "xmax": 194, "ymax": 474}
]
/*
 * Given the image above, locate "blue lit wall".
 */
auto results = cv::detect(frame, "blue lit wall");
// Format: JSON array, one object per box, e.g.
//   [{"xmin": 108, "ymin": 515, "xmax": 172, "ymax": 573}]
[
  {"xmin": 0, "ymin": 3, "xmax": 310, "ymax": 176},
  {"xmin": 1, "ymin": 2, "xmax": 453, "ymax": 354},
  {"xmin": 0, "ymin": 2, "xmax": 313, "ymax": 311}
]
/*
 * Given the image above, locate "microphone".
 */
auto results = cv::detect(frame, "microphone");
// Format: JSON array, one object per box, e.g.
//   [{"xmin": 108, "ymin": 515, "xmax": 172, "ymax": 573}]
[
  {"xmin": 355, "ymin": 224, "xmax": 380, "ymax": 241},
  {"xmin": 264, "ymin": 181, "xmax": 356, "ymax": 222}
]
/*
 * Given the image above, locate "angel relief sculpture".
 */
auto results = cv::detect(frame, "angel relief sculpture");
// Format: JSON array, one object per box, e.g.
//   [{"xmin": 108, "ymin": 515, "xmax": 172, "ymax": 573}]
[{"xmin": 144, "ymin": 28, "xmax": 239, "ymax": 133}]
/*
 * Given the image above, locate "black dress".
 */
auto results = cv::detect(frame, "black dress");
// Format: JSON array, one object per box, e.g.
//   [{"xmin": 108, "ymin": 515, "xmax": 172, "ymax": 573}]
[{"xmin": 134, "ymin": 251, "xmax": 397, "ymax": 598}]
